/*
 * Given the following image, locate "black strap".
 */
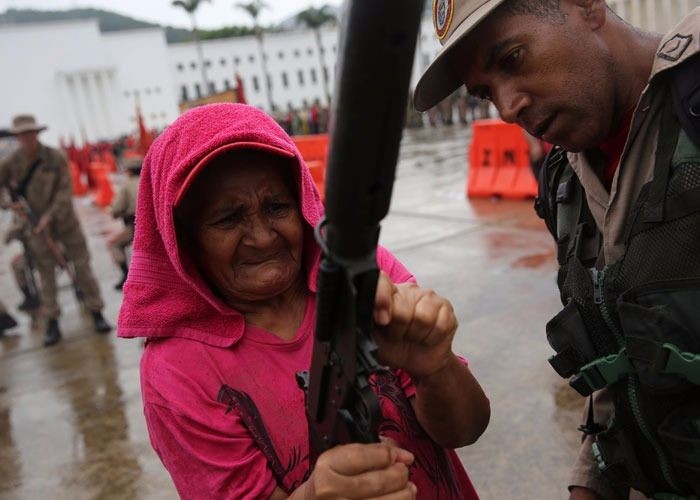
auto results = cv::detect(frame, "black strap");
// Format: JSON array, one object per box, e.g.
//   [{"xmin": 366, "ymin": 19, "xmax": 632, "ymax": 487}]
[
  {"xmin": 642, "ymin": 94, "xmax": 680, "ymax": 224},
  {"xmin": 15, "ymin": 156, "xmax": 42, "ymax": 199},
  {"xmin": 579, "ymin": 394, "xmax": 605, "ymax": 436},
  {"xmin": 671, "ymin": 52, "xmax": 700, "ymax": 149}
]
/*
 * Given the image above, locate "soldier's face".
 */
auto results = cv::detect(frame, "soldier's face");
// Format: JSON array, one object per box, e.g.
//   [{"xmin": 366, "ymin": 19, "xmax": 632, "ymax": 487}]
[
  {"xmin": 16, "ymin": 132, "xmax": 40, "ymax": 155},
  {"xmin": 450, "ymin": 1, "xmax": 616, "ymax": 152}
]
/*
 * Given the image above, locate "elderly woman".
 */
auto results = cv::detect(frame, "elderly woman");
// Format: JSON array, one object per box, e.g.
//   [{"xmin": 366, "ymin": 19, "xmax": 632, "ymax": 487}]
[{"xmin": 118, "ymin": 103, "xmax": 489, "ymax": 499}]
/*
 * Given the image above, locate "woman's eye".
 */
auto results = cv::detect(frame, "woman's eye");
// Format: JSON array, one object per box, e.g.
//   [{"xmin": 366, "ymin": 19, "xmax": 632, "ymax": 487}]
[
  {"xmin": 267, "ymin": 202, "xmax": 290, "ymax": 217},
  {"xmin": 215, "ymin": 211, "xmax": 244, "ymax": 226}
]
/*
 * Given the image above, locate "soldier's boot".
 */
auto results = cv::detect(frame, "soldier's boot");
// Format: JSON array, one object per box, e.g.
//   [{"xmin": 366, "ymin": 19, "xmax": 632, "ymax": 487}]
[
  {"xmin": 114, "ymin": 262, "xmax": 129, "ymax": 291},
  {"xmin": 18, "ymin": 287, "xmax": 41, "ymax": 311},
  {"xmin": 92, "ymin": 311, "xmax": 112, "ymax": 334},
  {"xmin": 0, "ymin": 312, "xmax": 18, "ymax": 337},
  {"xmin": 43, "ymin": 319, "xmax": 62, "ymax": 347}
]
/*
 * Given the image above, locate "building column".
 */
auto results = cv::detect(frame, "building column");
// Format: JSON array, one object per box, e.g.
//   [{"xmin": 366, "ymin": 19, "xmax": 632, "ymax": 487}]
[
  {"xmin": 55, "ymin": 74, "xmax": 80, "ymax": 145},
  {"xmin": 65, "ymin": 75, "xmax": 90, "ymax": 146},
  {"xmin": 93, "ymin": 71, "xmax": 115, "ymax": 139},
  {"xmin": 80, "ymin": 72, "xmax": 104, "ymax": 140}
]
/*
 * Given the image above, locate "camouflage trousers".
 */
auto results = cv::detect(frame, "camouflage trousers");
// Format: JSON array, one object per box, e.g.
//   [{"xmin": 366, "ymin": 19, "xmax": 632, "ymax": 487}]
[
  {"xmin": 28, "ymin": 225, "xmax": 104, "ymax": 318},
  {"xmin": 108, "ymin": 224, "xmax": 134, "ymax": 265}
]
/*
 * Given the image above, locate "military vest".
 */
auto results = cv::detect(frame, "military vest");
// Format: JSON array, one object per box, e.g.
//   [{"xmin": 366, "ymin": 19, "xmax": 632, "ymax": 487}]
[{"xmin": 536, "ymin": 66, "xmax": 700, "ymax": 498}]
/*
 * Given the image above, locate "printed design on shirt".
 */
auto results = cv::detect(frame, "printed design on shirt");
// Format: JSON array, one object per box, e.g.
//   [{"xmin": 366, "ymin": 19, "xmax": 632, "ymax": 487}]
[
  {"xmin": 218, "ymin": 385, "xmax": 309, "ymax": 494},
  {"xmin": 657, "ymin": 34, "xmax": 693, "ymax": 62},
  {"xmin": 371, "ymin": 371, "xmax": 461, "ymax": 496}
]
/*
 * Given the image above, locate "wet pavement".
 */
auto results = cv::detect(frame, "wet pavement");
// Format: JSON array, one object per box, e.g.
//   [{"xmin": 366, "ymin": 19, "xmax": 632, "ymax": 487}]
[{"xmin": 0, "ymin": 124, "xmax": 583, "ymax": 499}]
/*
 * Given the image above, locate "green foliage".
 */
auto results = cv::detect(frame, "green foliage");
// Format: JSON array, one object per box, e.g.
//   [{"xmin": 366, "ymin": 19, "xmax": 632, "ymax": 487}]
[
  {"xmin": 171, "ymin": 0, "xmax": 211, "ymax": 15},
  {"xmin": 295, "ymin": 5, "xmax": 337, "ymax": 30},
  {"xmin": 199, "ymin": 25, "xmax": 255, "ymax": 40},
  {"xmin": 235, "ymin": 0, "xmax": 268, "ymax": 24}
]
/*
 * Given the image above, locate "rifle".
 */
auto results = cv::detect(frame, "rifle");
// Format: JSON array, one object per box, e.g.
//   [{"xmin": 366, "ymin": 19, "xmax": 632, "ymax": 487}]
[
  {"xmin": 296, "ymin": 0, "xmax": 424, "ymax": 464},
  {"xmin": 8, "ymin": 185, "xmax": 80, "ymax": 289}
]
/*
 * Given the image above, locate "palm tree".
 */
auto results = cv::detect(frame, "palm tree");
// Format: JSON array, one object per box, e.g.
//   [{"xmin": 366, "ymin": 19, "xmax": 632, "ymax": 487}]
[
  {"xmin": 173, "ymin": 0, "xmax": 211, "ymax": 98},
  {"xmin": 296, "ymin": 5, "xmax": 337, "ymax": 106},
  {"xmin": 236, "ymin": 1, "xmax": 274, "ymax": 111}
]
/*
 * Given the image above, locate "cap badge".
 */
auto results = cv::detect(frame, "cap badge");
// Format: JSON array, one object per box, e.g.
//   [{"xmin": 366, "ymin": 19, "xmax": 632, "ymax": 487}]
[{"xmin": 434, "ymin": 0, "xmax": 454, "ymax": 41}]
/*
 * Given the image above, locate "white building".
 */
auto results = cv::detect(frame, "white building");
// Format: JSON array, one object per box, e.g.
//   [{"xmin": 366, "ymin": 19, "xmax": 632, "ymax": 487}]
[
  {"xmin": 0, "ymin": 0, "xmax": 697, "ymax": 146},
  {"xmin": 0, "ymin": 19, "xmax": 178, "ymax": 146}
]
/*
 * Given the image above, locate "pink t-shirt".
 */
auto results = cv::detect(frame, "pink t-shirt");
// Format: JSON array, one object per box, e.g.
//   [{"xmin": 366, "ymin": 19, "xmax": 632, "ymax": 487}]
[{"xmin": 141, "ymin": 249, "xmax": 478, "ymax": 499}]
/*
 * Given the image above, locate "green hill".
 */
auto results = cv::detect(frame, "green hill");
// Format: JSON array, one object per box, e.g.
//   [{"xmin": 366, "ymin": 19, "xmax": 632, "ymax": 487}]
[{"xmin": 0, "ymin": 7, "xmax": 255, "ymax": 44}]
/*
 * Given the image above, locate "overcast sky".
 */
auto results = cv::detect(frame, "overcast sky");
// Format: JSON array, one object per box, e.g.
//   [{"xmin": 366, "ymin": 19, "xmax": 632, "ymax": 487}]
[{"xmin": 0, "ymin": 0, "xmax": 342, "ymax": 29}]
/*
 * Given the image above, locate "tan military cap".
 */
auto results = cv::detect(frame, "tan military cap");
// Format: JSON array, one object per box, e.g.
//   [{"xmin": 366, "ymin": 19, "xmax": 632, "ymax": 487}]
[
  {"xmin": 414, "ymin": 0, "xmax": 507, "ymax": 111},
  {"xmin": 10, "ymin": 115, "xmax": 47, "ymax": 135}
]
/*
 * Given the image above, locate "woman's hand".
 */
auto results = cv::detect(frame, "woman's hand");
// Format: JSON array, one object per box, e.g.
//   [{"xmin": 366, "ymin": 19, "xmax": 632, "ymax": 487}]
[
  {"xmin": 372, "ymin": 272, "xmax": 457, "ymax": 380},
  {"xmin": 283, "ymin": 442, "xmax": 416, "ymax": 499}
]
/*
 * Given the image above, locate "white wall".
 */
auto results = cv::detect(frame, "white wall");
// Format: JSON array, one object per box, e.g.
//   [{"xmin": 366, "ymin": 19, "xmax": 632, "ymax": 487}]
[
  {"xmin": 102, "ymin": 29, "xmax": 180, "ymax": 135},
  {"xmin": 168, "ymin": 27, "xmax": 339, "ymax": 112},
  {"xmin": 0, "ymin": 20, "xmax": 115, "ymax": 146}
]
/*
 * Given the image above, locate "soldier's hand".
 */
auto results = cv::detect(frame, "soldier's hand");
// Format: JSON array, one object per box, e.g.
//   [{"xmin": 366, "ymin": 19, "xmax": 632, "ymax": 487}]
[
  {"xmin": 34, "ymin": 215, "xmax": 50, "ymax": 234},
  {"xmin": 372, "ymin": 272, "xmax": 457, "ymax": 379},
  {"xmin": 569, "ymin": 487, "xmax": 604, "ymax": 500}
]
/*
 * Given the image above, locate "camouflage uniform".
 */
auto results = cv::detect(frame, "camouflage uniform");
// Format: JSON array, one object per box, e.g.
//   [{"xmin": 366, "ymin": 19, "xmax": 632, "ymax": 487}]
[
  {"xmin": 0, "ymin": 144, "xmax": 104, "ymax": 319},
  {"xmin": 109, "ymin": 173, "xmax": 139, "ymax": 266}
]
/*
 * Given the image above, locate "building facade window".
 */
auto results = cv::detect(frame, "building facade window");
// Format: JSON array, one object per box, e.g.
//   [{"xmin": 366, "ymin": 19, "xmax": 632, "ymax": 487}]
[
  {"xmin": 307, "ymin": 48, "xmax": 314, "ymax": 56},
  {"xmin": 278, "ymin": 51, "xmax": 285, "ymax": 59},
  {"xmin": 297, "ymin": 70, "xmax": 304, "ymax": 86},
  {"xmin": 224, "ymin": 79, "xmax": 231, "ymax": 90},
  {"xmin": 208, "ymin": 82, "xmax": 216, "ymax": 93},
  {"xmin": 310, "ymin": 68, "xmax": 317, "ymax": 84},
  {"xmin": 281, "ymin": 72, "xmax": 288, "ymax": 88},
  {"xmin": 248, "ymin": 55, "xmax": 255, "ymax": 63},
  {"xmin": 323, "ymin": 66, "xmax": 329, "ymax": 82},
  {"xmin": 294, "ymin": 49, "xmax": 300, "ymax": 57},
  {"xmin": 195, "ymin": 83, "xmax": 202, "ymax": 98},
  {"xmin": 252, "ymin": 76, "xmax": 259, "ymax": 92},
  {"xmin": 190, "ymin": 61, "xmax": 197, "ymax": 69},
  {"xmin": 177, "ymin": 63, "xmax": 184, "ymax": 71},
  {"xmin": 180, "ymin": 85, "xmax": 188, "ymax": 101},
  {"xmin": 266, "ymin": 75, "xmax": 272, "ymax": 91},
  {"xmin": 220, "ymin": 57, "xmax": 227, "ymax": 66},
  {"xmin": 234, "ymin": 56, "xmax": 241, "ymax": 64}
]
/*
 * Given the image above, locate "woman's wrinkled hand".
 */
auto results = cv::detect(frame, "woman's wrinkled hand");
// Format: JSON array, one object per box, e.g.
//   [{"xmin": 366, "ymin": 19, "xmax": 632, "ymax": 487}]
[
  {"xmin": 304, "ymin": 442, "xmax": 416, "ymax": 499},
  {"xmin": 372, "ymin": 272, "xmax": 457, "ymax": 380}
]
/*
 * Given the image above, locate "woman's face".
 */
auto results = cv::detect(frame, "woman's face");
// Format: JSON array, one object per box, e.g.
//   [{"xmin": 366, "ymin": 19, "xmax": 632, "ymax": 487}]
[{"xmin": 182, "ymin": 152, "xmax": 304, "ymax": 304}]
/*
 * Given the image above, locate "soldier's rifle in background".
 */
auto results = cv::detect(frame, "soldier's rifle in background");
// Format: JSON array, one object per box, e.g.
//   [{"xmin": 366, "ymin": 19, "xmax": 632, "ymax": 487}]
[
  {"xmin": 7, "ymin": 181, "xmax": 82, "ymax": 298},
  {"xmin": 296, "ymin": 0, "xmax": 424, "ymax": 465}
]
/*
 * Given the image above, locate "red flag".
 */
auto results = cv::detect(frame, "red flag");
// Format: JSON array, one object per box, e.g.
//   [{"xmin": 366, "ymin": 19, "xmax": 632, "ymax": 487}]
[
  {"xmin": 136, "ymin": 105, "xmax": 153, "ymax": 155},
  {"xmin": 235, "ymin": 73, "xmax": 247, "ymax": 105}
]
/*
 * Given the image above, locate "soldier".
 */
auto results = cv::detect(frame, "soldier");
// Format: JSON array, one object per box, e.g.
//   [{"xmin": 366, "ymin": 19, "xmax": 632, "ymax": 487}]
[
  {"xmin": 0, "ymin": 115, "xmax": 111, "ymax": 346},
  {"xmin": 108, "ymin": 155, "xmax": 141, "ymax": 290},
  {"xmin": 415, "ymin": 1, "xmax": 700, "ymax": 499}
]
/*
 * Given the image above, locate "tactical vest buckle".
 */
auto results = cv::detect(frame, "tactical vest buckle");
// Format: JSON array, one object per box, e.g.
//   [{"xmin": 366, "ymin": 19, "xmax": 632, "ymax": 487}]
[
  {"xmin": 571, "ymin": 349, "xmax": 635, "ymax": 396},
  {"xmin": 662, "ymin": 343, "xmax": 700, "ymax": 386}
]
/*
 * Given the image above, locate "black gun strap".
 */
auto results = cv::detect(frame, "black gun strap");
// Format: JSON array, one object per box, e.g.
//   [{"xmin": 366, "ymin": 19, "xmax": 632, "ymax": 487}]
[{"xmin": 16, "ymin": 156, "xmax": 43, "ymax": 198}]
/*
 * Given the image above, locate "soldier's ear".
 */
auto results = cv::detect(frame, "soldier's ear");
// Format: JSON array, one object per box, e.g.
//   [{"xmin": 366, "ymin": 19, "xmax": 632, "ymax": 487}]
[{"xmin": 565, "ymin": 0, "xmax": 607, "ymax": 31}]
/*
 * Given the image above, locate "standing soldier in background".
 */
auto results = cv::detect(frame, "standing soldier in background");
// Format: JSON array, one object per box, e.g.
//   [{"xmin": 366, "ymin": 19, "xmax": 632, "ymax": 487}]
[
  {"xmin": 0, "ymin": 115, "xmax": 111, "ymax": 347},
  {"xmin": 108, "ymin": 155, "xmax": 141, "ymax": 290}
]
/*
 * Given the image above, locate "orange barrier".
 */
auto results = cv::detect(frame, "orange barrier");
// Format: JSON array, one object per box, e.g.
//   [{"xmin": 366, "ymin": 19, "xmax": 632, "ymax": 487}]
[
  {"xmin": 293, "ymin": 134, "xmax": 328, "ymax": 197},
  {"xmin": 69, "ymin": 161, "xmax": 88, "ymax": 196},
  {"xmin": 89, "ymin": 162, "xmax": 114, "ymax": 208},
  {"xmin": 467, "ymin": 119, "xmax": 538, "ymax": 200}
]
